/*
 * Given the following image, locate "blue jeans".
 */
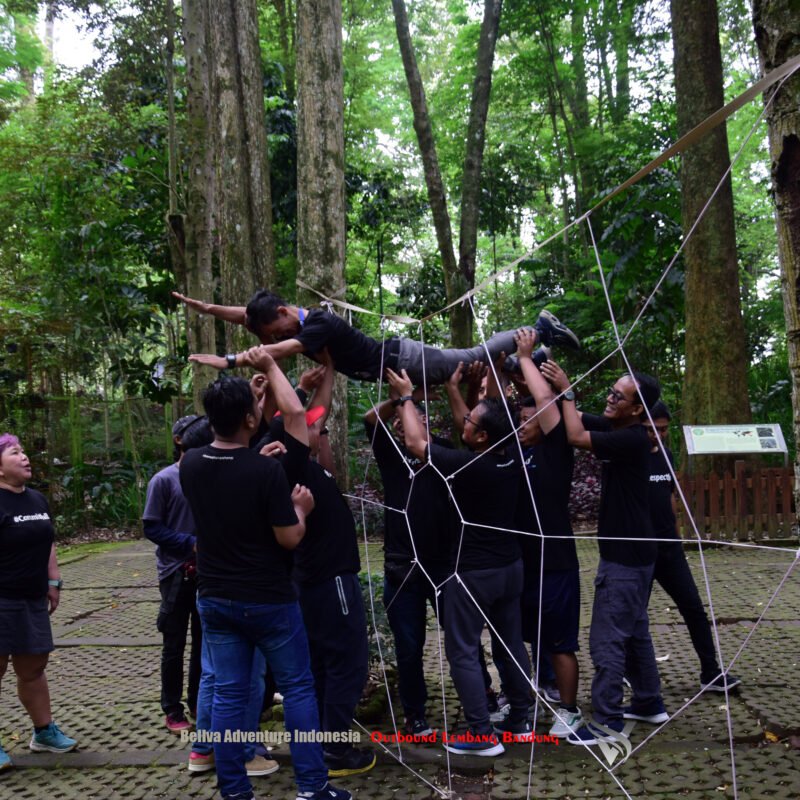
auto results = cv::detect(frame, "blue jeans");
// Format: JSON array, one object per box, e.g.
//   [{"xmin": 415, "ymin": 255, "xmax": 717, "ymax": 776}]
[
  {"xmin": 589, "ymin": 559, "xmax": 662, "ymax": 726},
  {"xmin": 191, "ymin": 636, "xmax": 266, "ymax": 761},
  {"xmin": 197, "ymin": 596, "xmax": 327, "ymax": 797}
]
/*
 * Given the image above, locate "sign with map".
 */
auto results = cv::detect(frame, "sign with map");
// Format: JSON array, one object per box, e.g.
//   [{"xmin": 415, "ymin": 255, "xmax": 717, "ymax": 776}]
[{"xmin": 683, "ymin": 424, "xmax": 787, "ymax": 455}]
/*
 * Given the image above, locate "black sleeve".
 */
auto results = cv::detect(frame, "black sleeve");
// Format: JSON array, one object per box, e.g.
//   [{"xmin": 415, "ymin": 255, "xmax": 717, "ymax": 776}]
[
  {"xmin": 581, "ymin": 413, "xmax": 611, "ymax": 432},
  {"xmin": 591, "ymin": 425, "xmax": 647, "ymax": 462},
  {"xmin": 282, "ymin": 432, "xmax": 312, "ymax": 488},
  {"xmin": 292, "ymin": 313, "xmax": 335, "ymax": 358},
  {"xmin": 426, "ymin": 441, "xmax": 473, "ymax": 475},
  {"xmin": 263, "ymin": 460, "xmax": 301, "ymax": 528},
  {"xmin": 365, "ymin": 418, "xmax": 402, "ymax": 468}
]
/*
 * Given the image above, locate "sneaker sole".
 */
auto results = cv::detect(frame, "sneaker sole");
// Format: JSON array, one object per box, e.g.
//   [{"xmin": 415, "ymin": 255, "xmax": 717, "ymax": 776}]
[
  {"xmin": 539, "ymin": 310, "xmax": 581, "ymax": 350},
  {"xmin": 623, "ymin": 711, "xmax": 669, "ymax": 724},
  {"xmin": 29, "ymin": 740, "xmax": 78, "ymax": 754},
  {"xmin": 247, "ymin": 763, "xmax": 280, "ymax": 776},
  {"xmin": 327, "ymin": 754, "xmax": 376, "ymax": 777},
  {"xmin": 187, "ymin": 762, "xmax": 215, "ymax": 773},
  {"xmin": 0, "ymin": 759, "xmax": 13, "ymax": 771},
  {"xmin": 443, "ymin": 742, "xmax": 505, "ymax": 757}
]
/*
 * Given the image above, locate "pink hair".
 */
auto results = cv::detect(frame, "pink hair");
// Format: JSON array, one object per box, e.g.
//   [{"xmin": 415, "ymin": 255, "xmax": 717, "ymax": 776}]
[{"xmin": 0, "ymin": 433, "xmax": 20, "ymax": 458}]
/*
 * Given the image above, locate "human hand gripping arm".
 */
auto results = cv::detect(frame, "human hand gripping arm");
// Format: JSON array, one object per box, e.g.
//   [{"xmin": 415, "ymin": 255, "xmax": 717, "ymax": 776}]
[
  {"xmin": 274, "ymin": 485, "xmax": 315, "ymax": 550},
  {"xmin": 539, "ymin": 360, "xmax": 592, "ymax": 450},
  {"xmin": 241, "ymin": 348, "xmax": 309, "ymax": 447},
  {"xmin": 189, "ymin": 338, "xmax": 305, "ymax": 371},
  {"xmin": 385, "ymin": 368, "xmax": 427, "ymax": 460},
  {"xmin": 515, "ymin": 329, "xmax": 559, "ymax": 434}
]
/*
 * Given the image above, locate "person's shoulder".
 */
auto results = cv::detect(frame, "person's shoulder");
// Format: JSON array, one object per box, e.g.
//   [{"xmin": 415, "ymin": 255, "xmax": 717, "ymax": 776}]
[
  {"xmin": 23, "ymin": 486, "xmax": 49, "ymax": 507},
  {"xmin": 151, "ymin": 461, "xmax": 179, "ymax": 483}
]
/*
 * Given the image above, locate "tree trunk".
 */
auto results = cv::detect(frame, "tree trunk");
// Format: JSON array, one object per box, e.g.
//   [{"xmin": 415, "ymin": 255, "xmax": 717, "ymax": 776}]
[
  {"xmin": 180, "ymin": 0, "xmax": 217, "ymax": 410},
  {"xmin": 671, "ymin": 0, "xmax": 752, "ymax": 475},
  {"xmin": 211, "ymin": 0, "xmax": 275, "ymax": 353},
  {"xmin": 296, "ymin": 0, "xmax": 349, "ymax": 485},
  {"xmin": 272, "ymin": 0, "xmax": 295, "ymax": 99},
  {"xmin": 456, "ymin": 0, "xmax": 502, "ymax": 349},
  {"xmin": 611, "ymin": 0, "xmax": 635, "ymax": 124},
  {"xmin": 753, "ymin": 0, "xmax": 800, "ymax": 521},
  {"xmin": 391, "ymin": 0, "xmax": 460, "ymax": 339}
]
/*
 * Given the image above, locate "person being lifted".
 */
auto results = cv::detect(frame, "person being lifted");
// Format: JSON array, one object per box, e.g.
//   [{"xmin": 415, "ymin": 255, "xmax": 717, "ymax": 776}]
[{"xmin": 175, "ymin": 289, "xmax": 579, "ymax": 385}]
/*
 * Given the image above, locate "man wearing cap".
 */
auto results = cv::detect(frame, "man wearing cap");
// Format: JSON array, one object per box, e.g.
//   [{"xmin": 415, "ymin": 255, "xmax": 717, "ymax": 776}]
[
  {"xmin": 540, "ymin": 363, "xmax": 668, "ymax": 746},
  {"xmin": 143, "ymin": 414, "xmax": 214, "ymax": 733}
]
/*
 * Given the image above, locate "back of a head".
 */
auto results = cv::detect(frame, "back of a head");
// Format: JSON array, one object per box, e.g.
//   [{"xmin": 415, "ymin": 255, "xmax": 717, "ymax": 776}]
[
  {"xmin": 180, "ymin": 417, "xmax": 214, "ymax": 452},
  {"xmin": 478, "ymin": 397, "xmax": 513, "ymax": 448},
  {"xmin": 202, "ymin": 377, "xmax": 254, "ymax": 438},
  {"xmin": 245, "ymin": 290, "xmax": 286, "ymax": 331},
  {"xmin": 632, "ymin": 372, "xmax": 661, "ymax": 419},
  {"xmin": 649, "ymin": 399, "xmax": 671, "ymax": 421}
]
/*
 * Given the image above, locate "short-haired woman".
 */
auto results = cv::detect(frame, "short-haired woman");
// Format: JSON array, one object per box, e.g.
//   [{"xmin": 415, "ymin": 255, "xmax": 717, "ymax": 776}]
[{"xmin": 0, "ymin": 434, "xmax": 77, "ymax": 770}]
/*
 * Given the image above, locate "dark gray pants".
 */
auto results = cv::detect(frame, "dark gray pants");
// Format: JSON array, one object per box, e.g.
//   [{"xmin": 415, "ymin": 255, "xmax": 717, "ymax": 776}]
[
  {"xmin": 442, "ymin": 560, "xmax": 531, "ymax": 734},
  {"xmin": 396, "ymin": 330, "xmax": 520, "ymax": 385},
  {"xmin": 589, "ymin": 558, "xmax": 662, "ymax": 726}
]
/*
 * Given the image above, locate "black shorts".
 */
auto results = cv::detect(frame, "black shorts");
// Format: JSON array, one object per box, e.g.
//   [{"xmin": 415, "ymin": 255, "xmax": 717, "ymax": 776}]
[
  {"xmin": 0, "ymin": 595, "xmax": 54, "ymax": 655},
  {"xmin": 520, "ymin": 568, "xmax": 580, "ymax": 653}
]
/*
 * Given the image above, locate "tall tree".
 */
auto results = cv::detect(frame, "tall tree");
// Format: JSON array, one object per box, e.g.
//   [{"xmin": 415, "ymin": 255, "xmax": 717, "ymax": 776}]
[
  {"xmin": 212, "ymin": 0, "xmax": 275, "ymax": 352},
  {"xmin": 392, "ymin": 0, "xmax": 503, "ymax": 347},
  {"xmin": 180, "ymin": 0, "xmax": 217, "ymax": 408},
  {"xmin": 296, "ymin": 0, "xmax": 348, "ymax": 482},
  {"xmin": 670, "ymin": 0, "xmax": 752, "ymax": 472},
  {"xmin": 753, "ymin": 0, "xmax": 800, "ymax": 515}
]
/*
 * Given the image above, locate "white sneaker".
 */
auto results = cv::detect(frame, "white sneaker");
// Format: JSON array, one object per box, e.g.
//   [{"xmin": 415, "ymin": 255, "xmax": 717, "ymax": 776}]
[{"xmin": 549, "ymin": 707, "xmax": 583, "ymax": 738}]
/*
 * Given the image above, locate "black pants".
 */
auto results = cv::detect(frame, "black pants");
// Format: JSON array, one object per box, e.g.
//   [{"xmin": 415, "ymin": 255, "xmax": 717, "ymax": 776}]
[
  {"xmin": 652, "ymin": 542, "xmax": 719, "ymax": 682},
  {"xmin": 157, "ymin": 569, "xmax": 202, "ymax": 716},
  {"xmin": 298, "ymin": 573, "xmax": 369, "ymax": 754}
]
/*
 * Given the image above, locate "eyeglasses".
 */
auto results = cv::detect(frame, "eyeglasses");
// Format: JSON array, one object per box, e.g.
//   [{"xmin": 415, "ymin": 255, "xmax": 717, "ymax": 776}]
[
  {"xmin": 607, "ymin": 386, "xmax": 630, "ymax": 404},
  {"xmin": 463, "ymin": 413, "xmax": 481, "ymax": 430}
]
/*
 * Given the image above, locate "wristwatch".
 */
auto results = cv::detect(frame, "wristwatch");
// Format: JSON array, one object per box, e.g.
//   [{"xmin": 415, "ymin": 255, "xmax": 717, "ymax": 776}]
[
  {"xmin": 225, "ymin": 354, "xmax": 237, "ymax": 370},
  {"xmin": 563, "ymin": 390, "xmax": 576, "ymax": 401},
  {"xmin": 48, "ymin": 579, "xmax": 63, "ymax": 589}
]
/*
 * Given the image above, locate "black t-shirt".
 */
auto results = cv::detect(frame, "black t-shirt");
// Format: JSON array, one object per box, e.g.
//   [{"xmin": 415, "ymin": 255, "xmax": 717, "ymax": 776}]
[
  {"xmin": 365, "ymin": 420, "xmax": 454, "ymax": 578},
  {"xmin": 179, "ymin": 445, "xmax": 299, "ymax": 603},
  {"xmin": 293, "ymin": 309, "xmax": 384, "ymax": 381},
  {"xmin": 648, "ymin": 447, "xmax": 678, "ymax": 541},
  {"xmin": 427, "ymin": 443, "xmax": 521, "ymax": 571},
  {"xmin": 0, "ymin": 487, "xmax": 54, "ymax": 599},
  {"xmin": 280, "ymin": 434, "xmax": 361, "ymax": 586},
  {"xmin": 516, "ymin": 419, "xmax": 578, "ymax": 572},
  {"xmin": 584, "ymin": 413, "xmax": 656, "ymax": 566}
]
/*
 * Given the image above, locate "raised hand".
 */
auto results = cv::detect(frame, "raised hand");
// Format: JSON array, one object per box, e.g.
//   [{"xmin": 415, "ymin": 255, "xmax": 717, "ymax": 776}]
[{"xmin": 188, "ymin": 353, "xmax": 227, "ymax": 370}]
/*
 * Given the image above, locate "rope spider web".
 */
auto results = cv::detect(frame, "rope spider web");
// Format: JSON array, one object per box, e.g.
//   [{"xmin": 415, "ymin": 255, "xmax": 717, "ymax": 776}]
[{"xmin": 305, "ymin": 58, "xmax": 800, "ymax": 800}]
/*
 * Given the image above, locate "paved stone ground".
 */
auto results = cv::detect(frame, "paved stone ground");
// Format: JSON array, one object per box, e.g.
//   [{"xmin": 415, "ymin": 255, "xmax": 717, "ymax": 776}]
[{"xmin": 0, "ymin": 538, "xmax": 798, "ymax": 799}]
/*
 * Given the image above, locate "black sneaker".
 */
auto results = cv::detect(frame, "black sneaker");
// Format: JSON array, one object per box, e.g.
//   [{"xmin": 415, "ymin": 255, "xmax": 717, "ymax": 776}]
[
  {"xmin": 324, "ymin": 746, "xmax": 376, "ymax": 777},
  {"xmin": 535, "ymin": 309, "xmax": 580, "ymax": 351},
  {"xmin": 492, "ymin": 717, "xmax": 535, "ymax": 743},
  {"xmin": 701, "ymin": 673, "xmax": 742, "ymax": 692},
  {"xmin": 405, "ymin": 716, "xmax": 434, "ymax": 737}
]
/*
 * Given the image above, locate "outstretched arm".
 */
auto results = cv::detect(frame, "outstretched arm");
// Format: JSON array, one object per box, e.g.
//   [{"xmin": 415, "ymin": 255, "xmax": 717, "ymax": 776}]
[
  {"xmin": 515, "ymin": 329, "xmax": 559, "ymax": 435},
  {"xmin": 172, "ymin": 292, "xmax": 249, "ymax": 329},
  {"xmin": 540, "ymin": 361, "xmax": 591, "ymax": 450},
  {"xmin": 385, "ymin": 368, "xmax": 427, "ymax": 459},
  {"xmin": 190, "ymin": 339, "xmax": 305, "ymax": 371}
]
